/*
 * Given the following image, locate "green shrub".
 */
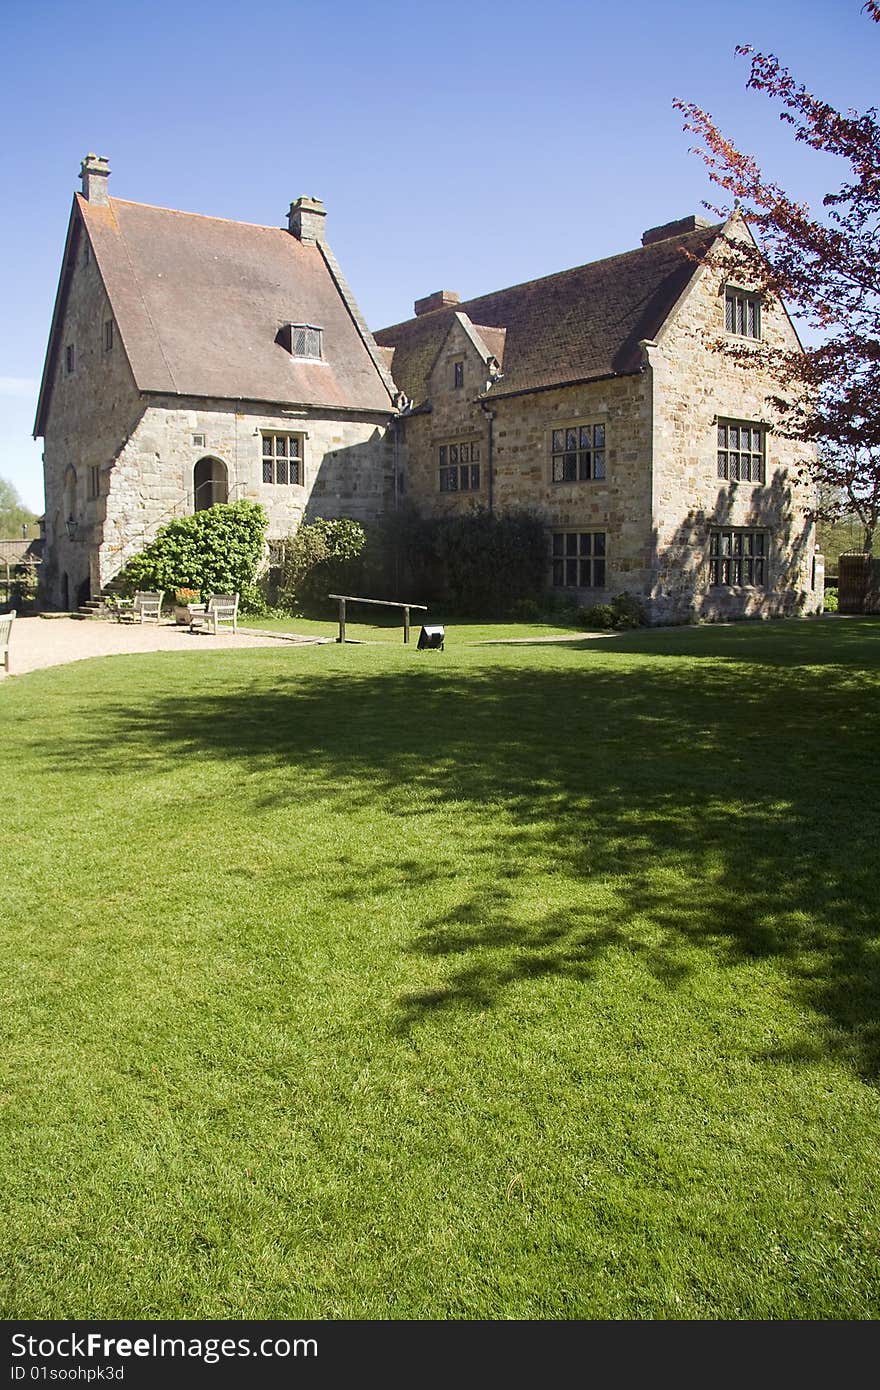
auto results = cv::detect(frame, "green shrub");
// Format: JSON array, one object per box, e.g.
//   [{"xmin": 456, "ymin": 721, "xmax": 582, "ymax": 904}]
[
  {"xmin": 510, "ymin": 597, "xmax": 542, "ymax": 621},
  {"xmin": 610, "ymin": 593, "xmax": 646, "ymax": 629},
  {"xmin": 389, "ymin": 507, "xmax": 547, "ymax": 617},
  {"xmin": 275, "ymin": 518, "xmax": 367, "ymax": 613},
  {"xmin": 119, "ymin": 501, "xmax": 268, "ymax": 598},
  {"xmin": 579, "ymin": 603, "xmax": 615, "ymax": 630},
  {"xmin": 823, "ymin": 587, "xmax": 839, "ymax": 613},
  {"xmin": 576, "ymin": 594, "xmax": 646, "ymax": 630}
]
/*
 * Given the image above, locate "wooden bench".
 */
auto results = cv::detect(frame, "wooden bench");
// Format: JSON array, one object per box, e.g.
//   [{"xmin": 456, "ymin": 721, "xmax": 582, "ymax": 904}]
[
  {"xmin": 0, "ymin": 609, "xmax": 15, "ymax": 673},
  {"xmin": 132, "ymin": 590, "xmax": 164, "ymax": 624},
  {"xmin": 189, "ymin": 592, "xmax": 239, "ymax": 635}
]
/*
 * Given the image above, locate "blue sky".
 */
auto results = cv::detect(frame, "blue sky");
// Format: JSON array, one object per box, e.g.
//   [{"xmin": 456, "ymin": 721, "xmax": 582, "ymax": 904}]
[{"xmin": 1, "ymin": 0, "xmax": 876, "ymax": 511}]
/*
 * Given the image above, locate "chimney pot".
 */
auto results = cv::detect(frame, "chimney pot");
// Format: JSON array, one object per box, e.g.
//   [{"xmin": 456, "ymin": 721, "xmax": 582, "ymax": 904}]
[
  {"xmin": 288, "ymin": 196, "xmax": 326, "ymax": 243},
  {"xmin": 414, "ymin": 290, "xmax": 460, "ymax": 317},
  {"xmin": 80, "ymin": 153, "xmax": 110, "ymax": 205},
  {"xmin": 641, "ymin": 215, "xmax": 711, "ymax": 247}
]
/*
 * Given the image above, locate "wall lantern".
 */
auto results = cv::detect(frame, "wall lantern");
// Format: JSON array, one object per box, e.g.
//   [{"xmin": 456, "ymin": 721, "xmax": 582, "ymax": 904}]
[{"xmin": 65, "ymin": 515, "xmax": 78, "ymax": 541}]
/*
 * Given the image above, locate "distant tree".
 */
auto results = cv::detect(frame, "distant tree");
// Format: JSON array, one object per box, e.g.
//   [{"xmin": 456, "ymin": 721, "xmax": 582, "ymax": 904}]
[
  {"xmin": 675, "ymin": 3, "xmax": 880, "ymax": 552},
  {"xmin": 0, "ymin": 477, "xmax": 37, "ymax": 538}
]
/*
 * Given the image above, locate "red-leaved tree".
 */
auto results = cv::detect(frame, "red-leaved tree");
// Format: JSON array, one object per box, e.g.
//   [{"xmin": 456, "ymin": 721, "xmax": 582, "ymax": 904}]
[{"xmin": 675, "ymin": 2, "xmax": 880, "ymax": 552}]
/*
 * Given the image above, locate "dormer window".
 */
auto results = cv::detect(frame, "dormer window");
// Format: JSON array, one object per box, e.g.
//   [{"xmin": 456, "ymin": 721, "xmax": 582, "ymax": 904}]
[{"xmin": 279, "ymin": 323, "xmax": 323, "ymax": 359}]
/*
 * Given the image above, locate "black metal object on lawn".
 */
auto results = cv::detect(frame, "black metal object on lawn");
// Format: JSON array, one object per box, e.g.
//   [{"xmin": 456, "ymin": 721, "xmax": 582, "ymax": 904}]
[{"xmin": 418, "ymin": 625, "xmax": 445, "ymax": 650}]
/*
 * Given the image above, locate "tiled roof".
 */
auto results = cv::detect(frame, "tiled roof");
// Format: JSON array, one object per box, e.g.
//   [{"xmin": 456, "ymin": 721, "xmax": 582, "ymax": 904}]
[
  {"xmin": 470, "ymin": 324, "xmax": 507, "ymax": 366},
  {"xmin": 67, "ymin": 196, "xmax": 393, "ymax": 414},
  {"xmin": 374, "ymin": 223, "xmax": 722, "ymax": 403}
]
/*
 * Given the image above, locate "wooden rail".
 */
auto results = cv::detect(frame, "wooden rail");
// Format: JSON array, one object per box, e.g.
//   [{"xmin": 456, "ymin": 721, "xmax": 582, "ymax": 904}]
[{"xmin": 328, "ymin": 593, "xmax": 428, "ymax": 645}]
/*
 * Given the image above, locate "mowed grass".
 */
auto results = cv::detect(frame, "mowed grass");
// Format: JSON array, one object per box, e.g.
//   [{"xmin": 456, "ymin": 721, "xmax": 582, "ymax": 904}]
[
  {"xmin": 1, "ymin": 618, "xmax": 880, "ymax": 1319},
  {"xmin": 245, "ymin": 612, "xmax": 586, "ymax": 643}
]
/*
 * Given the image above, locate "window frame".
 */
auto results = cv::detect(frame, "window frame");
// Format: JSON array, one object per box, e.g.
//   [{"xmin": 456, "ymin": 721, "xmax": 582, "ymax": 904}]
[
  {"xmin": 550, "ymin": 421, "xmax": 606, "ymax": 484},
  {"xmin": 64, "ymin": 344, "xmax": 75, "ymax": 376},
  {"xmin": 286, "ymin": 324, "xmax": 323, "ymax": 360},
  {"xmin": 438, "ymin": 439, "xmax": 481, "ymax": 492},
  {"xmin": 716, "ymin": 419, "xmax": 766, "ymax": 484},
  {"xmin": 87, "ymin": 465, "xmax": 101, "ymax": 500},
  {"xmin": 550, "ymin": 531, "xmax": 607, "ymax": 589},
  {"xmin": 104, "ymin": 319, "xmax": 114, "ymax": 353},
  {"xmin": 708, "ymin": 528, "xmax": 768, "ymax": 588},
  {"xmin": 724, "ymin": 286, "xmax": 761, "ymax": 340},
  {"xmin": 261, "ymin": 431, "xmax": 305, "ymax": 486},
  {"xmin": 452, "ymin": 360, "xmax": 464, "ymax": 389}
]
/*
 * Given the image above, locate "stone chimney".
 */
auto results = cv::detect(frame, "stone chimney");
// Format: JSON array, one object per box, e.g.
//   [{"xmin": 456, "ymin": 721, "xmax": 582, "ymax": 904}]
[
  {"xmin": 80, "ymin": 153, "xmax": 110, "ymax": 205},
  {"xmin": 641, "ymin": 215, "xmax": 711, "ymax": 246},
  {"xmin": 414, "ymin": 290, "xmax": 460, "ymax": 317},
  {"xmin": 288, "ymin": 196, "xmax": 326, "ymax": 243}
]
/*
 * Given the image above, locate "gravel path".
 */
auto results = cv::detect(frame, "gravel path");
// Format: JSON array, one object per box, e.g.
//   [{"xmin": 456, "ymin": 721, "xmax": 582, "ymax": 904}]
[{"xmin": 1, "ymin": 616, "xmax": 325, "ymax": 678}]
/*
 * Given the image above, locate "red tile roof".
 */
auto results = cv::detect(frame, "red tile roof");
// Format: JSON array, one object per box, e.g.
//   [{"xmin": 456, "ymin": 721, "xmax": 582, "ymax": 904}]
[{"xmin": 72, "ymin": 196, "xmax": 393, "ymax": 413}]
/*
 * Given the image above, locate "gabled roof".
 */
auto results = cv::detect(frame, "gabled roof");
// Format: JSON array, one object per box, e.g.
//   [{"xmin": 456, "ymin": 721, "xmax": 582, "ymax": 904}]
[
  {"xmin": 374, "ymin": 222, "xmax": 723, "ymax": 404},
  {"xmin": 36, "ymin": 195, "xmax": 394, "ymax": 434}
]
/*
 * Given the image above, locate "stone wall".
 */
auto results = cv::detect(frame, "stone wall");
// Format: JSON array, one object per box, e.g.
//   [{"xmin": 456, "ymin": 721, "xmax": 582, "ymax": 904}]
[
  {"xmin": 399, "ymin": 314, "xmax": 652, "ymax": 602},
  {"xmin": 648, "ymin": 223, "xmax": 822, "ymax": 621},
  {"xmin": 41, "ymin": 218, "xmax": 143, "ymax": 607},
  {"xmin": 399, "ymin": 227, "xmax": 822, "ymax": 622},
  {"xmin": 99, "ymin": 398, "xmax": 393, "ymax": 588},
  {"xmin": 40, "ymin": 213, "xmax": 394, "ymax": 604}
]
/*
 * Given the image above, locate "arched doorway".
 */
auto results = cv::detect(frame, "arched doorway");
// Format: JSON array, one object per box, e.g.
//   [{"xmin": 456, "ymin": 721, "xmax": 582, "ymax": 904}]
[{"xmin": 193, "ymin": 457, "xmax": 228, "ymax": 511}]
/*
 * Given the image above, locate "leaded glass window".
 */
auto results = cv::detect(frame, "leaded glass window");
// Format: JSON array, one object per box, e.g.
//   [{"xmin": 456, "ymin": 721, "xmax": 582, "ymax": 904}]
[
  {"xmin": 708, "ymin": 529, "xmax": 767, "ymax": 586},
  {"xmin": 725, "ymin": 288, "xmax": 761, "ymax": 339},
  {"xmin": 717, "ymin": 421, "xmax": 765, "ymax": 482},
  {"xmin": 288, "ymin": 324, "xmax": 323, "ymax": 359},
  {"xmin": 551, "ymin": 423, "xmax": 606, "ymax": 482},
  {"xmin": 262, "ymin": 433, "xmax": 303, "ymax": 485},
  {"xmin": 439, "ymin": 441, "xmax": 481, "ymax": 492},
  {"xmin": 551, "ymin": 531, "xmax": 607, "ymax": 588}
]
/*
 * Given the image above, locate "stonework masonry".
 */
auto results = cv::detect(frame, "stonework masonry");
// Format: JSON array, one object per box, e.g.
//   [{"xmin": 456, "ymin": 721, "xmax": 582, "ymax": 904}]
[
  {"xmin": 37, "ymin": 164, "xmax": 823, "ymax": 622},
  {"xmin": 399, "ymin": 317, "xmax": 653, "ymax": 598},
  {"xmin": 40, "ymin": 219, "xmax": 393, "ymax": 605},
  {"xmin": 99, "ymin": 400, "xmax": 392, "ymax": 588},
  {"xmin": 42, "ymin": 217, "xmax": 142, "ymax": 607},
  {"xmin": 389, "ymin": 221, "xmax": 823, "ymax": 622},
  {"xmin": 646, "ymin": 223, "xmax": 821, "ymax": 620},
  {"xmin": 37, "ymin": 162, "xmax": 396, "ymax": 609}
]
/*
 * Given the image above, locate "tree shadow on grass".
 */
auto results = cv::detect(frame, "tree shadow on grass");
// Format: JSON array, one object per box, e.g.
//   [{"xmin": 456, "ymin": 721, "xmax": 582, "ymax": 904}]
[{"xmin": 31, "ymin": 621, "xmax": 880, "ymax": 1079}]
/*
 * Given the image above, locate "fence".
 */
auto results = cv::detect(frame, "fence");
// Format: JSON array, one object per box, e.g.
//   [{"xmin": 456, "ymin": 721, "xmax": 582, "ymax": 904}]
[{"xmin": 838, "ymin": 553, "xmax": 880, "ymax": 614}]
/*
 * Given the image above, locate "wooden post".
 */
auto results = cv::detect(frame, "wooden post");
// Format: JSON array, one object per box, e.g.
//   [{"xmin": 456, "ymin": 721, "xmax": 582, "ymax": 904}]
[
  {"xmin": 338, "ymin": 596, "xmax": 346, "ymax": 644},
  {"xmin": 403, "ymin": 607, "xmax": 410, "ymax": 644}
]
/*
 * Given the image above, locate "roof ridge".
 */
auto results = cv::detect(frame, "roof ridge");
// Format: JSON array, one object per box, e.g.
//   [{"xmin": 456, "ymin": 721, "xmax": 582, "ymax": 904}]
[
  {"xmin": 375, "ymin": 224, "xmax": 723, "ymax": 335},
  {"xmin": 106, "ymin": 196, "xmax": 293, "ymax": 235}
]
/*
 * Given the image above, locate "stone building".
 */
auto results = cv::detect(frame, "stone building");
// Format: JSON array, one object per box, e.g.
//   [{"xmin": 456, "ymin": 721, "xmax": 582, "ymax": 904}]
[
  {"xmin": 375, "ymin": 214, "xmax": 823, "ymax": 622},
  {"xmin": 36, "ymin": 158, "xmax": 822, "ymax": 621},
  {"xmin": 35, "ymin": 155, "xmax": 396, "ymax": 610}
]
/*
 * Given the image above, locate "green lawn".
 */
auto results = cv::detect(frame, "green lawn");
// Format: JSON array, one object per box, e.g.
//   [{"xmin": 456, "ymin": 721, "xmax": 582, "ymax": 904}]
[
  {"xmin": 2, "ymin": 618, "xmax": 880, "ymax": 1319},
  {"xmin": 245, "ymin": 612, "xmax": 587, "ymax": 643}
]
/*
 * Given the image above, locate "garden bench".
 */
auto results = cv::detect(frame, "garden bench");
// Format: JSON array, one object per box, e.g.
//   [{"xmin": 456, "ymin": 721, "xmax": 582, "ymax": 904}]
[
  {"xmin": 0, "ymin": 609, "xmax": 16, "ymax": 673},
  {"xmin": 132, "ymin": 590, "xmax": 164, "ymax": 624},
  {"xmin": 189, "ymin": 593, "xmax": 239, "ymax": 634}
]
